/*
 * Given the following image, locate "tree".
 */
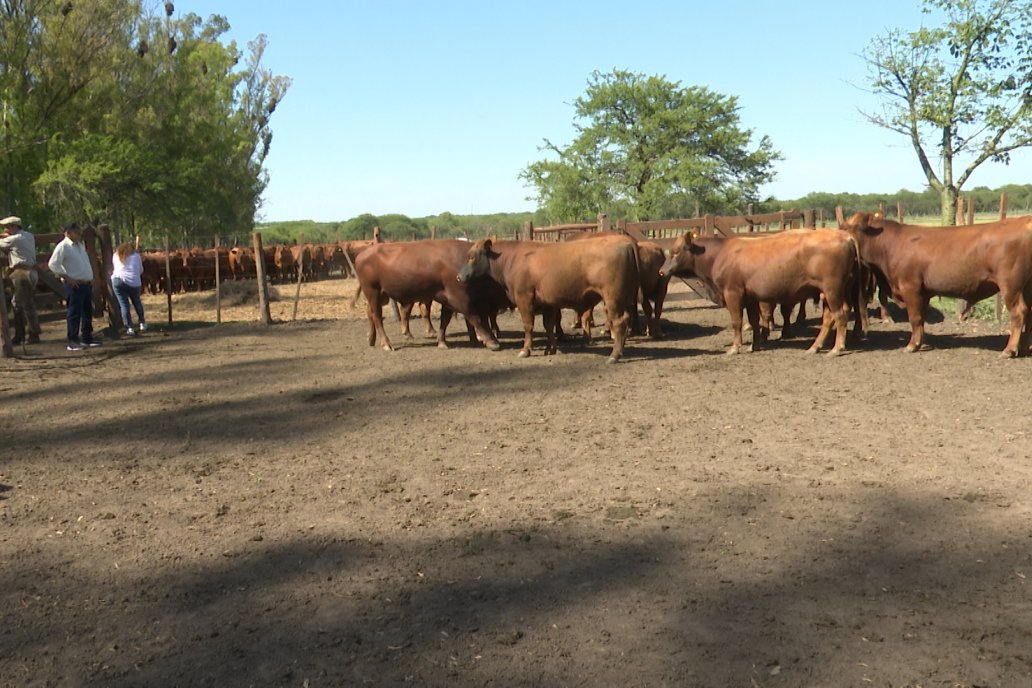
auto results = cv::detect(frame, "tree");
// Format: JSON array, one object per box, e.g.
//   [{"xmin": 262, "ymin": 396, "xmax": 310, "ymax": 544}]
[
  {"xmin": 861, "ymin": 0, "xmax": 1032, "ymax": 224},
  {"xmin": 1, "ymin": 1, "xmax": 290, "ymax": 242},
  {"xmin": 520, "ymin": 69, "xmax": 781, "ymax": 222}
]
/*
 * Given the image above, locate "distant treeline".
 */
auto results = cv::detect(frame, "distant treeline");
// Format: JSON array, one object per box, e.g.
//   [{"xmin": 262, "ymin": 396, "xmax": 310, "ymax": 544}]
[
  {"xmin": 252, "ymin": 184, "xmax": 1032, "ymax": 244},
  {"xmin": 757, "ymin": 184, "xmax": 1032, "ymax": 220}
]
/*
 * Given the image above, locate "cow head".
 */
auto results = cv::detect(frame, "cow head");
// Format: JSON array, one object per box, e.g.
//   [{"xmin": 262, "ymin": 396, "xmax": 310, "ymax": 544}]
[
  {"xmin": 659, "ymin": 232, "xmax": 702, "ymax": 278},
  {"xmin": 840, "ymin": 212, "xmax": 888, "ymax": 239},
  {"xmin": 457, "ymin": 239, "xmax": 499, "ymax": 283}
]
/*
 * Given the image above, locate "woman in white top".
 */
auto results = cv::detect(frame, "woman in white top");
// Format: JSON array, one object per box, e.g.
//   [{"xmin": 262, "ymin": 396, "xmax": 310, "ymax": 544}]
[{"xmin": 111, "ymin": 242, "xmax": 148, "ymax": 336}]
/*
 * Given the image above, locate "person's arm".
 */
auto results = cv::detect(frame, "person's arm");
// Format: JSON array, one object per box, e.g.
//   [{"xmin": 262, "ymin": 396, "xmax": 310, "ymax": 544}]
[{"xmin": 48, "ymin": 242, "xmax": 76, "ymax": 286}]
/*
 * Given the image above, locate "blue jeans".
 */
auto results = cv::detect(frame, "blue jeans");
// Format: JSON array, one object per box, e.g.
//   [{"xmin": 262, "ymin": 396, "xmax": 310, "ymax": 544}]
[
  {"xmin": 65, "ymin": 282, "xmax": 94, "ymax": 344},
  {"xmin": 112, "ymin": 277, "xmax": 146, "ymax": 329}
]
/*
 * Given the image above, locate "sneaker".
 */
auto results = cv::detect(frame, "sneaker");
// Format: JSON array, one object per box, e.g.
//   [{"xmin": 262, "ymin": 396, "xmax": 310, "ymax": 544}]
[
  {"xmin": 84, "ymin": 340, "xmax": 102, "ymax": 348},
  {"xmin": 67, "ymin": 342, "xmax": 85, "ymax": 351},
  {"xmin": 139, "ymin": 322, "xmax": 148, "ymax": 332},
  {"xmin": 126, "ymin": 328, "xmax": 137, "ymax": 337}
]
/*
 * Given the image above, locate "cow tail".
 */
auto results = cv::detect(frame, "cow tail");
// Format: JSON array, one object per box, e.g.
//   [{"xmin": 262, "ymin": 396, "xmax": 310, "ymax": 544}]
[
  {"xmin": 847, "ymin": 234, "xmax": 864, "ymax": 319},
  {"xmin": 351, "ymin": 283, "xmax": 363, "ymax": 308},
  {"xmin": 629, "ymin": 240, "xmax": 643, "ymax": 314}
]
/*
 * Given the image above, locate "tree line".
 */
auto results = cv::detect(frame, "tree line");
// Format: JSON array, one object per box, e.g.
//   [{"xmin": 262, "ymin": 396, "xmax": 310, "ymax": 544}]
[
  {"xmin": 0, "ymin": 1, "xmax": 290, "ymax": 244},
  {"xmin": 242, "ymin": 182, "xmax": 1031, "ymax": 247}
]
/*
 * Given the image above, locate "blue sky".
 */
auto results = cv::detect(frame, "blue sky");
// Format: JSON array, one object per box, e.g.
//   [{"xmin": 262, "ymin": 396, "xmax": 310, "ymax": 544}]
[{"xmin": 182, "ymin": 1, "xmax": 1032, "ymax": 222}]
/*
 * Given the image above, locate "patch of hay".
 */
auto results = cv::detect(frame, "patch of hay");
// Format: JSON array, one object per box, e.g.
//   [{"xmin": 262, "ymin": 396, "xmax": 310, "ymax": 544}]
[{"xmin": 178, "ymin": 281, "xmax": 282, "ymax": 308}]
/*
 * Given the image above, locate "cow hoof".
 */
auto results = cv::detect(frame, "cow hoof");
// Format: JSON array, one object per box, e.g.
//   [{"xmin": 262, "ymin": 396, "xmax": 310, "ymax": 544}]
[
  {"xmin": 904, "ymin": 345, "xmax": 918, "ymax": 353},
  {"xmin": 725, "ymin": 347, "xmax": 740, "ymax": 356},
  {"xmin": 1000, "ymin": 349, "xmax": 1018, "ymax": 358},
  {"xmin": 606, "ymin": 355, "xmax": 620, "ymax": 364},
  {"xmin": 518, "ymin": 349, "xmax": 530, "ymax": 358},
  {"xmin": 437, "ymin": 342, "xmax": 449, "ymax": 349},
  {"xmin": 827, "ymin": 348, "xmax": 845, "ymax": 357},
  {"xmin": 485, "ymin": 340, "xmax": 502, "ymax": 351},
  {"xmin": 805, "ymin": 347, "xmax": 819, "ymax": 355}
]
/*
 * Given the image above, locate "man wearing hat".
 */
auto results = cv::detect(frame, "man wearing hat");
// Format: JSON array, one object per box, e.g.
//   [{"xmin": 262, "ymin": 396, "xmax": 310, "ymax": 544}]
[
  {"xmin": 48, "ymin": 222, "xmax": 101, "ymax": 350},
  {"xmin": 0, "ymin": 215, "xmax": 42, "ymax": 345}
]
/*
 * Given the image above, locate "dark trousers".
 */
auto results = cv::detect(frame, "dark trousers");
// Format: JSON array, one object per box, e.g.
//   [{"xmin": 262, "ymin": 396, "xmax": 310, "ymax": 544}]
[{"xmin": 65, "ymin": 282, "xmax": 94, "ymax": 343}]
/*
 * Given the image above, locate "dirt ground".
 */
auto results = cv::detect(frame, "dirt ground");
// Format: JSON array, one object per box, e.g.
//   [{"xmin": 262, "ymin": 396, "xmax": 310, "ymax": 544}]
[{"xmin": 1, "ymin": 278, "xmax": 1031, "ymax": 688}]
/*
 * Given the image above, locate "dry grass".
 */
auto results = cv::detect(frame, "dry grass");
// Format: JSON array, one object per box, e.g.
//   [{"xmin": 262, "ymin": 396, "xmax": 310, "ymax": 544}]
[{"xmin": 140, "ymin": 277, "xmax": 368, "ymax": 325}]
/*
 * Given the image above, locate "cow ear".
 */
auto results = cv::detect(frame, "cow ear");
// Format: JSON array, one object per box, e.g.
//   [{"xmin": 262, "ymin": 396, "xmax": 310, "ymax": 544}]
[
  {"xmin": 689, "ymin": 231, "xmax": 698, "ymax": 243},
  {"xmin": 483, "ymin": 239, "xmax": 492, "ymax": 251}
]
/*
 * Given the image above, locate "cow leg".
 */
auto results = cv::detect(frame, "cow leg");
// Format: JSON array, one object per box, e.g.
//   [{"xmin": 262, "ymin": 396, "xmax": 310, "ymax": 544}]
[
  {"xmin": 438, "ymin": 305, "xmax": 454, "ymax": 349},
  {"xmin": 579, "ymin": 309, "xmax": 593, "ymax": 343},
  {"xmin": 604, "ymin": 301, "xmax": 631, "ymax": 363},
  {"xmin": 726, "ymin": 295, "xmax": 745, "ymax": 355},
  {"xmin": 542, "ymin": 309, "xmax": 559, "ymax": 355},
  {"xmin": 1001, "ymin": 290, "xmax": 1029, "ymax": 357},
  {"xmin": 900, "ymin": 289, "xmax": 928, "ymax": 352},
  {"xmin": 809, "ymin": 295, "xmax": 849, "ymax": 355},
  {"xmin": 516, "ymin": 299, "xmax": 536, "ymax": 357},
  {"xmin": 421, "ymin": 300, "xmax": 437, "ymax": 337},
  {"xmin": 759, "ymin": 302, "xmax": 775, "ymax": 343},
  {"xmin": 398, "ymin": 302, "xmax": 416, "ymax": 339},
  {"xmin": 778, "ymin": 302, "xmax": 794, "ymax": 339},
  {"xmin": 746, "ymin": 303, "xmax": 763, "ymax": 351},
  {"xmin": 366, "ymin": 290, "xmax": 394, "ymax": 351},
  {"xmin": 641, "ymin": 293, "xmax": 657, "ymax": 339},
  {"xmin": 807, "ymin": 305, "xmax": 832, "ymax": 354}
]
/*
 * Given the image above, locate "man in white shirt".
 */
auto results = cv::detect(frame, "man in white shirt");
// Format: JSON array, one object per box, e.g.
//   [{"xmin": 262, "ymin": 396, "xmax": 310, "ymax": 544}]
[
  {"xmin": 0, "ymin": 215, "xmax": 41, "ymax": 344},
  {"xmin": 48, "ymin": 222, "xmax": 101, "ymax": 351}
]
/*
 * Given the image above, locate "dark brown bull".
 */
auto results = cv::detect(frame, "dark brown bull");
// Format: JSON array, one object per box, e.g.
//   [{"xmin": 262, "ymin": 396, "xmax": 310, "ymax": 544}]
[
  {"xmin": 355, "ymin": 239, "xmax": 501, "ymax": 351},
  {"xmin": 660, "ymin": 229, "xmax": 860, "ymax": 355},
  {"xmin": 458, "ymin": 236, "xmax": 640, "ymax": 362},
  {"xmin": 840, "ymin": 211, "xmax": 1032, "ymax": 356}
]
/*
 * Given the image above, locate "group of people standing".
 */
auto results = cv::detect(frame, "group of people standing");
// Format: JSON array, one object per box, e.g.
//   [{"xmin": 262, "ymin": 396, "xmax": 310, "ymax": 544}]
[{"xmin": 0, "ymin": 216, "xmax": 146, "ymax": 351}]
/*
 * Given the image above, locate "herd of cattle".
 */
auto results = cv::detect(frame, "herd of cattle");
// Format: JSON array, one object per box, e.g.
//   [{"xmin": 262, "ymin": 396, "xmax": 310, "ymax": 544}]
[
  {"xmin": 139, "ymin": 239, "xmax": 374, "ymax": 293},
  {"xmin": 353, "ymin": 212, "xmax": 1032, "ymax": 362}
]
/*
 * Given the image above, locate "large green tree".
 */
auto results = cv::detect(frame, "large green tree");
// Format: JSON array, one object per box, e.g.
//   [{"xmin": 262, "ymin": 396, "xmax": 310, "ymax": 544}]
[
  {"xmin": 520, "ymin": 69, "xmax": 781, "ymax": 223},
  {"xmin": 861, "ymin": 0, "xmax": 1032, "ymax": 224},
  {"xmin": 1, "ymin": 0, "xmax": 290, "ymax": 242}
]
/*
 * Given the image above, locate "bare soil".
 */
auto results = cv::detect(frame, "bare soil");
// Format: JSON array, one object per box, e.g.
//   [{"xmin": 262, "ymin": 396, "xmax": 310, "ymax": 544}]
[{"xmin": 2, "ymin": 278, "xmax": 1031, "ymax": 688}]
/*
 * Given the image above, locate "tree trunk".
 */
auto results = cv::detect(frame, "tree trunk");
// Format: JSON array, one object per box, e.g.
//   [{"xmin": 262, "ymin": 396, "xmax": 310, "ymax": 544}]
[{"xmin": 940, "ymin": 185, "xmax": 959, "ymax": 225}]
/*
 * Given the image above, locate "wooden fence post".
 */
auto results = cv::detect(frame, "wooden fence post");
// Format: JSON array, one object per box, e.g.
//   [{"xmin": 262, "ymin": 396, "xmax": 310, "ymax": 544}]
[
  {"xmin": 598, "ymin": 212, "xmax": 610, "ymax": 233},
  {"xmin": 523, "ymin": 221, "xmax": 533, "ymax": 241},
  {"xmin": 292, "ymin": 233, "xmax": 305, "ymax": 321},
  {"xmin": 214, "ymin": 235, "xmax": 222, "ymax": 324},
  {"xmin": 97, "ymin": 224, "xmax": 123, "ymax": 332},
  {"xmin": 253, "ymin": 232, "xmax": 272, "ymax": 325},
  {"xmin": 999, "ymin": 192, "xmax": 1008, "ymax": 219},
  {"xmin": 0, "ymin": 279, "xmax": 12, "ymax": 357},
  {"xmin": 164, "ymin": 236, "xmax": 173, "ymax": 324},
  {"xmin": 966, "ymin": 197, "xmax": 975, "ymax": 226},
  {"xmin": 835, "ymin": 206, "xmax": 845, "ymax": 226},
  {"xmin": 897, "ymin": 202, "xmax": 905, "ymax": 222},
  {"xmin": 955, "ymin": 197, "xmax": 964, "ymax": 226}
]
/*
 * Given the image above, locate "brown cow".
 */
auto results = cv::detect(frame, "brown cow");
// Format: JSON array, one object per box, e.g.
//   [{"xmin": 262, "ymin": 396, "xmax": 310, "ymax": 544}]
[
  {"xmin": 840, "ymin": 211, "xmax": 1032, "ymax": 356},
  {"xmin": 290, "ymin": 244, "xmax": 312, "ymax": 281},
  {"xmin": 636, "ymin": 240, "xmax": 670, "ymax": 337},
  {"xmin": 355, "ymin": 239, "xmax": 501, "ymax": 351},
  {"xmin": 563, "ymin": 231, "xmax": 669, "ymax": 338},
  {"xmin": 458, "ymin": 236, "xmax": 640, "ymax": 362},
  {"xmin": 660, "ymin": 229, "xmax": 860, "ymax": 355},
  {"xmin": 228, "ymin": 246, "xmax": 255, "ymax": 280},
  {"xmin": 274, "ymin": 244, "xmax": 296, "ymax": 282}
]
